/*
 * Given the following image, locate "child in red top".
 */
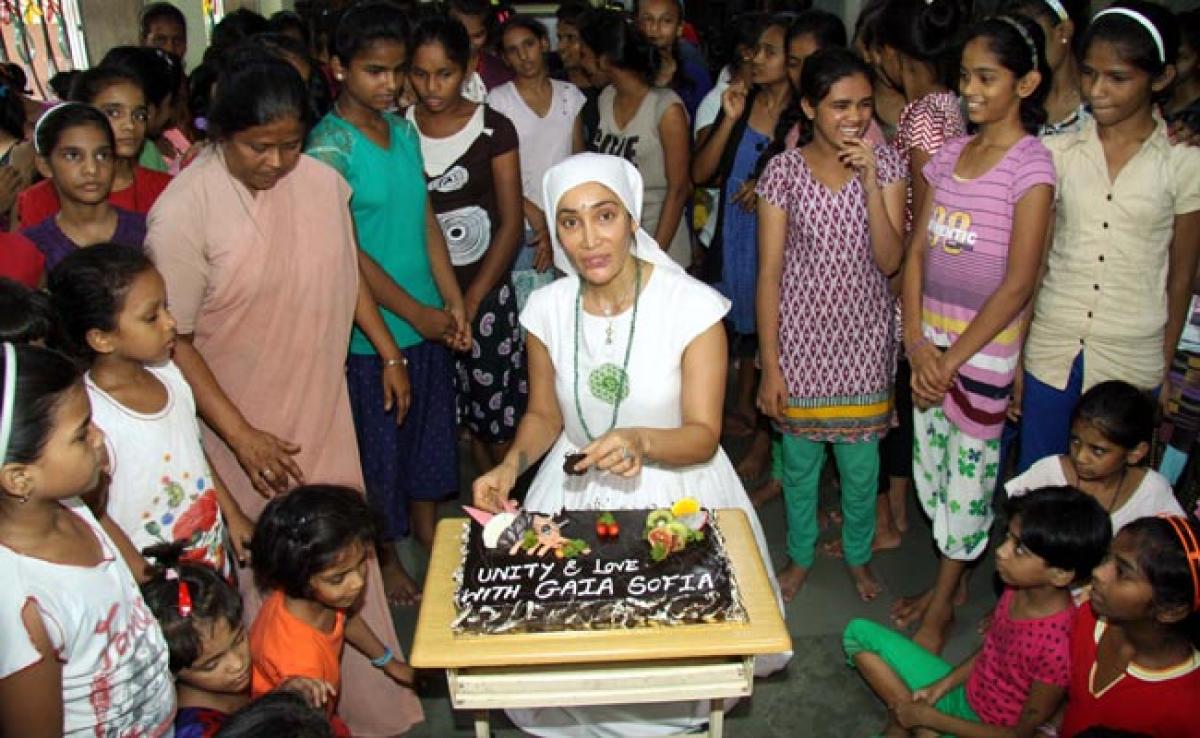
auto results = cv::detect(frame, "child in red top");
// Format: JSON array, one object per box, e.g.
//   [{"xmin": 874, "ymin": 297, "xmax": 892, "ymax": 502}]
[
  {"xmin": 0, "ymin": 232, "xmax": 43, "ymax": 287},
  {"xmin": 844, "ymin": 487, "xmax": 1112, "ymax": 737},
  {"xmin": 248, "ymin": 485, "xmax": 416, "ymax": 720},
  {"xmin": 1061, "ymin": 515, "xmax": 1200, "ymax": 737},
  {"xmin": 17, "ymin": 66, "xmax": 170, "ymax": 228}
]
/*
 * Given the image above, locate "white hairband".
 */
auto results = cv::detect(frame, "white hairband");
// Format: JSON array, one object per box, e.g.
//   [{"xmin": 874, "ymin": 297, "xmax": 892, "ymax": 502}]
[
  {"xmin": 1042, "ymin": 0, "xmax": 1068, "ymax": 23},
  {"xmin": 1094, "ymin": 7, "xmax": 1165, "ymax": 64},
  {"xmin": 0, "ymin": 343, "xmax": 17, "ymax": 465},
  {"xmin": 997, "ymin": 16, "xmax": 1039, "ymax": 69}
]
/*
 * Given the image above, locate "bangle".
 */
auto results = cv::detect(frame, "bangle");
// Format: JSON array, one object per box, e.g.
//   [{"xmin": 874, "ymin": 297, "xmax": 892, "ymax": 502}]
[
  {"xmin": 382, "ymin": 357, "xmax": 407, "ymax": 368},
  {"xmin": 370, "ymin": 647, "xmax": 394, "ymax": 668},
  {"xmin": 906, "ymin": 336, "xmax": 931, "ymax": 355}
]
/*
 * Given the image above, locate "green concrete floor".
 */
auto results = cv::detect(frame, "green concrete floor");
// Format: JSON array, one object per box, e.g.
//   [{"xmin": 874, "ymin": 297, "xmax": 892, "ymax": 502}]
[{"xmin": 388, "ymin": 436, "xmax": 1000, "ymax": 737}]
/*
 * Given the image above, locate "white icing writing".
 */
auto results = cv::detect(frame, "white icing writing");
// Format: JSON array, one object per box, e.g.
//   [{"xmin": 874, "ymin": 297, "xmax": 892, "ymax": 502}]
[{"xmin": 628, "ymin": 572, "xmax": 715, "ymax": 596}]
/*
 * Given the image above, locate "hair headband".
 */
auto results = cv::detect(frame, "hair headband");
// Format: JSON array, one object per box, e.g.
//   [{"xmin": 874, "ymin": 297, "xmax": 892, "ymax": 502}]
[
  {"xmin": 997, "ymin": 15, "xmax": 1039, "ymax": 70},
  {"xmin": 1159, "ymin": 515, "xmax": 1200, "ymax": 612},
  {"xmin": 1093, "ymin": 7, "xmax": 1165, "ymax": 65},
  {"xmin": 31, "ymin": 102, "xmax": 84, "ymax": 156},
  {"xmin": 1041, "ymin": 0, "xmax": 1069, "ymax": 23},
  {"xmin": 0, "ymin": 343, "xmax": 16, "ymax": 466}
]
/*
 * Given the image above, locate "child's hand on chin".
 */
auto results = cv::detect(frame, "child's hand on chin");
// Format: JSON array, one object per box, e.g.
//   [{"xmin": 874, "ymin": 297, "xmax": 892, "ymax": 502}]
[{"xmin": 277, "ymin": 676, "xmax": 337, "ymax": 709}]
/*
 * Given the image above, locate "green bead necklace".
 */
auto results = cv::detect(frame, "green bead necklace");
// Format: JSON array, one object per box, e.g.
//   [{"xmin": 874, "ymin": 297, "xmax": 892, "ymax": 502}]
[{"xmin": 573, "ymin": 257, "xmax": 642, "ymax": 442}]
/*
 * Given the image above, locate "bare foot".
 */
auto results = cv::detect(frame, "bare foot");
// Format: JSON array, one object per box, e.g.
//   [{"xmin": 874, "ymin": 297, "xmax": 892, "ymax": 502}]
[
  {"xmin": 890, "ymin": 589, "xmax": 931, "ymax": 629},
  {"xmin": 818, "ymin": 508, "xmax": 844, "ymax": 530},
  {"xmin": 381, "ymin": 558, "xmax": 422, "ymax": 607},
  {"xmin": 750, "ymin": 478, "xmax": 782, "ymax": 508},
  {"xmin": 849, "ymin": 563, "xmax": 883, "ymax": 602},
  {"xmin": 821, "ymin": 533, "xmax": 900, "ymax": 558},
  {"xmin": 777, "ymin": 562, "xmax": 810, "ymax": 603}
]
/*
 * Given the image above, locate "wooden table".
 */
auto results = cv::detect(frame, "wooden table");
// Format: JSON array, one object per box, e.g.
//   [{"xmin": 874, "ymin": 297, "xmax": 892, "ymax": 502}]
[{"xmin": 410, "ymin": 509, "xmax": 791, "ymax": 737}]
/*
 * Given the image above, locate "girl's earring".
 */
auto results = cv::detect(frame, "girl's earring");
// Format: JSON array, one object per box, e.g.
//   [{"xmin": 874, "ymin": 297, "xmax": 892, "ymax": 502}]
[{"xmin": 18, "ymin": 490, "xmax": 30, "ymax": 504}]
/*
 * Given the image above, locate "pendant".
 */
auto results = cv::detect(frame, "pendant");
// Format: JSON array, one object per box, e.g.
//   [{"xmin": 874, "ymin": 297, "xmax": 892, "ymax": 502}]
[
  {"xmin": 588, "ymin": 363, "xmax": 631, "ymax": 405},
  {"xmin": 605, "ymin": 322, "xmax": 614, "ymax": 346}
]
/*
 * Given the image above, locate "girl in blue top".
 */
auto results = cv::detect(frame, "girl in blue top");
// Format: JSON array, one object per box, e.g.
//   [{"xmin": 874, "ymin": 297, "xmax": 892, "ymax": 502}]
[{"xmin": 307, "ymin": 1, "xmax": 470, "ymax": 606}]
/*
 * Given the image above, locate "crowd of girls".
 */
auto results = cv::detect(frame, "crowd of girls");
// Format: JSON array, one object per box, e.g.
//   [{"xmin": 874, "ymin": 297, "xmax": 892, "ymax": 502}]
[{"xmin": 1, "ymin": 0, "xmax": 1200, "ymax": 736}]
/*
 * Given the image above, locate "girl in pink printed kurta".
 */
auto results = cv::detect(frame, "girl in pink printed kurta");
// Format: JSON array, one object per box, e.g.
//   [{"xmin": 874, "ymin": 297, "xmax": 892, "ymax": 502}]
[
  {"xmin": 757, "ymin": 48, "xmax": 905, "ymax": 603},
  {"xmin": 900, "ymin": 17, "xmax": 1056, "ymax": 654},
  {"xmin": 147, "ymin": 51, "xmax": 422, "ymax": 736}
]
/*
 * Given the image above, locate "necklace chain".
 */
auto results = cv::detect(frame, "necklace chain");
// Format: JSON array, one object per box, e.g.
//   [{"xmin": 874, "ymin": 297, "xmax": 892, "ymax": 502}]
[{"xmin": 573, "ymin": 259, "xmax": 641, "ymax": 442}]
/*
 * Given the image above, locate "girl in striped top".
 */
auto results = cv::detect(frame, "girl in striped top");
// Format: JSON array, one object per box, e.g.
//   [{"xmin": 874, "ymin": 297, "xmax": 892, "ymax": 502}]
[{"xmin": 900, "ymin": 15, "xmax": 1056, "ymax": 653}]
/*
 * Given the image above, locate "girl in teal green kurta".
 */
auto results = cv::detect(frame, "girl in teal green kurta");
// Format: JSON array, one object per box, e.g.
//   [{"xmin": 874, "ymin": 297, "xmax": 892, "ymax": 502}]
[{"xmin": 306, "ymin": 2, "xmax": 469, "ymax": 605}]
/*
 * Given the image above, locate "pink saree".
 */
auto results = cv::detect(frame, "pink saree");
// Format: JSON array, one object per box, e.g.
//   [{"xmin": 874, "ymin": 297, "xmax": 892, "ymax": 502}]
[{"xmin": 148, "ymin": 147, "xmax": 423, "ymax": 736}]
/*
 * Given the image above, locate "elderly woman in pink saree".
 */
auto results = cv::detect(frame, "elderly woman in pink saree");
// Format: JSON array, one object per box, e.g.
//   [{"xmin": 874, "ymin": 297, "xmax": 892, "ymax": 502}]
[{"xmin": 146, "ymin": 51, "xmax": 422, "ymax": 736}]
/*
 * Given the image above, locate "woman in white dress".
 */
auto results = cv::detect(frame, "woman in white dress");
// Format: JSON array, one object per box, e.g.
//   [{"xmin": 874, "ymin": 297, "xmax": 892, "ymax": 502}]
[{"xmin": 472, "ymin": 152, "xmax": 790, "ymax": 737}]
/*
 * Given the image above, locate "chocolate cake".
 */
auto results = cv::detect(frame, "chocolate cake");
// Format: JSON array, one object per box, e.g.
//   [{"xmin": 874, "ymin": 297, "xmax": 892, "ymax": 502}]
[{"xmin": 452, "ymin": 509, "xmax": 746, "ymax": 635}]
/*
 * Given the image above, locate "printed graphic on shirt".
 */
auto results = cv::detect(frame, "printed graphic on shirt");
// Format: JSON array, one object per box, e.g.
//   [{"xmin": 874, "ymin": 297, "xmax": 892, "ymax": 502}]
[
  {"xmin": 592, "ymin": 131, "xmax": 639, "ymax": 161},
  {"xmin": 91, "ymin": 597, "xmax": 170, "ymax": 732},
  {"xmin": 429, "ymin": 165, "xmax": 491, "ymax": 266},
  {"xmin": 142, "ymin": 459, "xmax": 228, "ymax": 576},
  {"xmin": 927, "ymin": 205, "xmax": 977, "ymax": 255}
]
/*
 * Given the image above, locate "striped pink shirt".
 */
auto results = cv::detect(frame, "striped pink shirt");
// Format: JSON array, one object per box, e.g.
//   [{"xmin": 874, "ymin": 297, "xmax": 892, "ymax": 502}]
[{"xmin": 921, "ymin": 135, "xmax": 1056, "ymax": 439}]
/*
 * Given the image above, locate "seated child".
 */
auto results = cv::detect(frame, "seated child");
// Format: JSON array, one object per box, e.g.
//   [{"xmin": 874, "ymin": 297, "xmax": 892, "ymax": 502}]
[
  {"xmin": 249, "ymin": 485, "xmax": 416, "ymax": 718},
  {"xmin": 843, "ymin": 486, "xmax": 1112, "ymax": 737},
  {"xmin": 1008, "ymin": 381, "xmax": 1183, "ymax": 531},
  {"xmin": 140, "ymin": 543, "xmax": 341, "ymax": 738},
  {"xmin": 1060, "ymin": 515, "xmax": 1200, "ymax": 737},
  {"xmin": 48, "ymin": 245, "xmax": 252, "ymax": 577},
  {"xmin": 0, "ymin": 344, "xmax": 174, "ymax": 736}
]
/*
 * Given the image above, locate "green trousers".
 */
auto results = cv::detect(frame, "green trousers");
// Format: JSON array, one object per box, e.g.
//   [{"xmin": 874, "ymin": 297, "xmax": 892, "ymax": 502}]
[{"xmin": 778, "ymin": 435, "xmax": 879, "ymax": 567}]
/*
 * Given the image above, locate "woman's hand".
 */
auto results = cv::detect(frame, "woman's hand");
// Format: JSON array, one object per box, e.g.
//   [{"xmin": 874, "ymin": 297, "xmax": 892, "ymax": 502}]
[
  {"xmin": 443, "ymin": 300, "xmax": 472, "ymax": 352},
  {"xmin": 721, "ymin": 80, "xmax": 748, "ymax": 122},
  {"xmin": 384, "ymin": 660, "xmax": 418, "ymax": 691},
  {"xmin": 756, "ymin": 367, "xmax": 788, "ymax": 423},
  {"xmin": 733, "ymin": 177, "xmax": 758, "ymax": 213},
  {"xmin": 838, "ymin": 137, "xmax": 878, "ymax": 188},
  {"xmin": 473, "ymin": 461, "xmax": 519, "ymax": 512},
  {"xmin": 277, "ymin": 677, "xmax": 337, "ymax": 709},
  {"xmin": 223, "ymin": 504, "xmax": 255, "ymax": 565},
  {"xmin": 576, "ymin": 428, "xmax": 646, "ymax": 477},
  {"xmin": 412, "ymin": 304, "xmax": 457, "ymax": 343},
  {"xmin": 909, "ymin": 343, "xmax": 952, "ymax": 408},
  {"xmin": 228, "ymin": 425, "xmax": 304, "ymax": 496},
  {"xmin": 381, "ymin": 359, "xmax": 411, "ymax": 425},
  {"xmin": 1007, "ymin": 364, "xmax": 1025, "ymax": 423},
  {"xmin": 532, "ymin": 228, "xmax": 555, "ymax": 272}
]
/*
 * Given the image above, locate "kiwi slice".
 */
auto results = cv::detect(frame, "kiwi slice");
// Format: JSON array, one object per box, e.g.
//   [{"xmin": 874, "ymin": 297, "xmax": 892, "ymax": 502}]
[
  {"xmin": 644, "ymin": 509, "xmax": 674, "ymax": 529},
  {"xmin": 665, "ymin": 521, "xmax": 690, "ymax": 541}
]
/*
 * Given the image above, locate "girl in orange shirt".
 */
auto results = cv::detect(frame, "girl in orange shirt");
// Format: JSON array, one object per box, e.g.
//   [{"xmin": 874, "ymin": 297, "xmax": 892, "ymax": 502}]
[{"xmin": 248, "ymin": 485, "xmax": 416, "ymax": 716}]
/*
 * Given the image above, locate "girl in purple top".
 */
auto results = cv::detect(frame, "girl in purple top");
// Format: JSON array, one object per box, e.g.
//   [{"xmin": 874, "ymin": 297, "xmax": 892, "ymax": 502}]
[
  {"xmin": 900, "ymin": 16, "xmax": 1056, "ymax": 654},
  {"xmin": 22, "ymin": 104, "xmax": 145, "ymax": 272}
]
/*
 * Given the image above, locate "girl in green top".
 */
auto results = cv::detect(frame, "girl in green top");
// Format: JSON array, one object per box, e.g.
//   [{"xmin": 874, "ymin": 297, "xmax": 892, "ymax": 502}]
[{"xmin": 307, "ymin": 1, "xmax": 470, "ymax": 606}]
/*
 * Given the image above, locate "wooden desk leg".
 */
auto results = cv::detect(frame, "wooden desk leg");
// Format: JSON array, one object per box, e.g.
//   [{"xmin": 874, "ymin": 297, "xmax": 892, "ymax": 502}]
[
  {"xmin": 474, "ymin": 709, "xmax": 490, "ymax": 738},
  {"xmin": 708, "ymin": 699, "xmax": 724, "ymax": 737}
]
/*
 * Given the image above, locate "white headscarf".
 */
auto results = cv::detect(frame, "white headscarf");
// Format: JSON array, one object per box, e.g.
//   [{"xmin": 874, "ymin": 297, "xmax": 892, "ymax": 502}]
[{"xmin": 541, "ymin": 152, "xmax": 684, "ymax": 278}]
